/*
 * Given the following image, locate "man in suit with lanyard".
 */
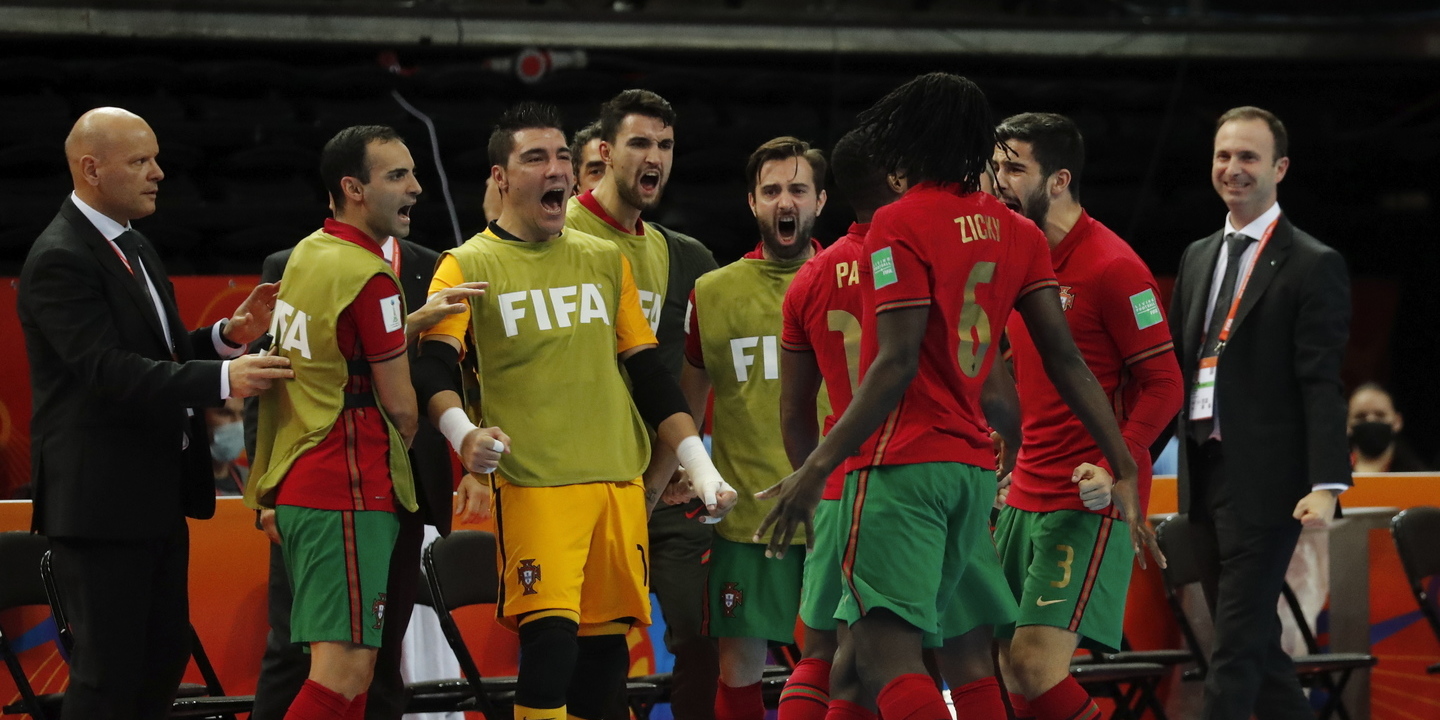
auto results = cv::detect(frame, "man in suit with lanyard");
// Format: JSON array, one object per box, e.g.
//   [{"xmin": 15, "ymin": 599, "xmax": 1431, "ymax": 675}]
[
  {"xmin": 18, "ymin": 107, "xmax": 292, "ymax": 719},
  {"xmin": 1169, "ymin": 106, "xmax": 1351, "ymax": 720},
  {"xmin": 245, "ymin": 125, "xmax": 485, "ymax": 720}
]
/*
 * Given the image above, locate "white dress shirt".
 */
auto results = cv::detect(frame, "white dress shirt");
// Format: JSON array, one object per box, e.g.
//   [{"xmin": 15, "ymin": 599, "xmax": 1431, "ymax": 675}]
[
  {"xmin": 71, "ymin": 193, "xmax": 245, "ymax": 400},
  {"xmin": 1200, "ymin": 200, "xmax": 1343, "ymax": 494}
]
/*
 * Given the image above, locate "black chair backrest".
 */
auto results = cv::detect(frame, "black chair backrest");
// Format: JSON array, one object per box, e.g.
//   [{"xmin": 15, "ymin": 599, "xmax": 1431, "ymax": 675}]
[
  {"xmin": 425, "ymin": 530, "xmax": 499, "ymax": 612},
  {"xmin": 0, "ymin": 532, "xmax": 49, "ymax": 611},
  {"xmin": 1154, "ymin": 515, "xmax": 1203, "ymax": 589},
  {"xmin": 1392, "ymin": 506, "xmax": 1440, "ymax": 640},
  {"xmin": 421, "ymin": 530, "xmax": 500, "ymax": 719},
  {"xmin": 1280, "ymin": 582, "xmax": 1322, "ymax": 655}
]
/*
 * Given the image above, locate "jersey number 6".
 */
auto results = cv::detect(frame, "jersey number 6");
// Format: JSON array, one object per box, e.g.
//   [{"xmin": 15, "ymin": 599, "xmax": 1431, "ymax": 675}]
[{"xmin": 957, "ymin": 261, "xmax": 997, "ymax": 377}]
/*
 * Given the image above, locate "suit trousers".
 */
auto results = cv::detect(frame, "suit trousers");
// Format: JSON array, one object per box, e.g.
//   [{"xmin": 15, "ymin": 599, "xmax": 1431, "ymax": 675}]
[
  {"xmin": 1188, "ymin": 441, "xmax": 1311, "ymax": 720},
  {"xmin": 250, "ymin": 506, "xmax": 425, "ymax": 719},
  {"xmin": 49, "ymin": 526, "xmax": 192, "ymax": 720},
  {"xmin": 647, "ymin": 500, "xmax": 719, "ymax": 720}
]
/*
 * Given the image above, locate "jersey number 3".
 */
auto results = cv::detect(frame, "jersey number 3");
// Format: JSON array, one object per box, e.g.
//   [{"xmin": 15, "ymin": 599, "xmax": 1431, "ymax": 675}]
[{"xmin": 957, "ymin": 262, "xmax": 996, "ymax": 377}]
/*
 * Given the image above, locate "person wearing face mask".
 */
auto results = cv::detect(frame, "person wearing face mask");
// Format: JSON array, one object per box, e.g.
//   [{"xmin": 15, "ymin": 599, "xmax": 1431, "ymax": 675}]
[
  {"xmin": 209, "ymin": 397, "xmax": 249, "ymax": 495},
  {"xmin": 1348, "ymin": 382, "xmax": 1427, "ymax": 472}
]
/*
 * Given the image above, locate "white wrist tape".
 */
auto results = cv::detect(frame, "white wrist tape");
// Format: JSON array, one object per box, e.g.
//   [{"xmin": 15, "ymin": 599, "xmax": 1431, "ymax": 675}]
[
  {"xmin": 438, "ymin": 407, "xmax": 478, "ymax": 455},
  {"xmin": 676, "ymin": 436, "xmax": 733, "ymax": 521}
]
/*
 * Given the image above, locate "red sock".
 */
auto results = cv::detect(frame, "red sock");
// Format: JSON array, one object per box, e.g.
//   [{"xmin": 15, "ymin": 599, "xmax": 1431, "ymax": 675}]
[
  {"xmin": 716, "ymin": 679, "xmax": 765, "ymax": 720},
  {"xmin": 876, "ymin": 673, "xmax": 949, "ymax": 720},
  {"xmin": 344, "ymin": 692, "xmax": 367, "ymax": 720},
  {"xmin": 284, "ymin": 679, "xmax": 350, "ymax": 720},
  {"xmin": 826, "ymin": 698, "xmax": 879, "ymax": 720},
  {"xmin": 1028, "ymin": 676, "xmax": 1099, "ymax": 720},
  {"xmin": 1009, "ymin": 691, "xmax": 1035, "ymax": 720},
  {"xmin": 779, "ymin": 658, "xmax": 833, "ymax": 720},
  {"xmin": 948, "ymin": 676, "xmax": 1005, "ymax": 719}
]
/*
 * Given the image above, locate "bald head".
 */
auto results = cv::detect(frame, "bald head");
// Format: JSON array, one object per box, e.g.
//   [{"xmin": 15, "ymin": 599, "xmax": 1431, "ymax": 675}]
[{"xmin": 67, "ymin": 107, "xmax": 164, "ymax": 224}]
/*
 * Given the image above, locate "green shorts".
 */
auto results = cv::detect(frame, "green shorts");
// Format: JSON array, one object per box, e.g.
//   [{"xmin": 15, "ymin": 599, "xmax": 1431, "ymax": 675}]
[
  {"xmin": 992, "ymin": 506, "xmax": 1135, "ymax": 652},
  {"xmin": 276, "ymin": 505, "xmax": 399, "ymax": 649},
  {"xmin": 836, "ymin": 463, "xmax": 1016, "ymax": 648},
  {"xmin": 799, "ymin": 499, "xmax": 844, "ymax": 631},
  {"xmin": 705, "ymin": 536, "xmax": 804, "ymax": 644}
]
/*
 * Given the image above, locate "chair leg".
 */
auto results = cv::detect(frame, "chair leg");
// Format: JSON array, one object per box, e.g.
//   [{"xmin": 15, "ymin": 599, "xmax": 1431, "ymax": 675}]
[{"xmin": 1317, "ymin": 670, "xmax": 1354, "ymax": 720}]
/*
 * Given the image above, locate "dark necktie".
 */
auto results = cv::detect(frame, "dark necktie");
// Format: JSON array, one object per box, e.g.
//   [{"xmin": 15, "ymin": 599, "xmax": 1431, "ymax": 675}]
[
  {"xmin": 113, "ymin": 230, "xmax": 151, "ymax": 295},
  {"xmin": 1191, "ymin": 232, "xmax": 1255, "ymax": 444}
]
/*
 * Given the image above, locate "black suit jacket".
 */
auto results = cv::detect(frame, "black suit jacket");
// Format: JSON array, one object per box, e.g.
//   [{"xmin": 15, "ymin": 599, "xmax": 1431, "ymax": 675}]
[
  {"xmin": 19, "ymin": 198, "xmax": 222, "ymax": 538},
  {"xmin": 1168, "ymin": 214, "xmax": 1352, "ymax": 525},
  {"xmin": 242, "ymin": 238, "xmax": 454, "ymax": 534}
]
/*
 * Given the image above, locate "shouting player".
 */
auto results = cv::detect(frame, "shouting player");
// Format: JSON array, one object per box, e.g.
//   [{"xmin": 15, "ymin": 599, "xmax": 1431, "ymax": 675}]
[
  {"xmin": 412, "ymin": 102, "xmax": 735, "ymax": 720},
  {"xmin": 247, "ymin": 125, "xmax": 422, "ymax": 720},
  {"xmin": 773, "ymin": 128, "xmax": 899, "ymax": 718},
  {"xmin": 990, "ymin": 113, "xmax": 1181, "ymax": 720},
  {"xmin": 680, "ymin": 136, "xmax": 825, "ymax": 720},
  {"xmin": 756, "ymin": 73, "xmax": 1151, "ymax": 720},
  {"xmin": 566, "ymin": 89, "xmax": 724, "ymax": 720}
]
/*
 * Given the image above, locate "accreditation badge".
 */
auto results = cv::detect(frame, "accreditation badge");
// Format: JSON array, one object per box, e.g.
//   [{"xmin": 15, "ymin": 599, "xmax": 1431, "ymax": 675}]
[{"xmin": 1189, "ymin": 356, "xmax": 1218, "ymax": 420}]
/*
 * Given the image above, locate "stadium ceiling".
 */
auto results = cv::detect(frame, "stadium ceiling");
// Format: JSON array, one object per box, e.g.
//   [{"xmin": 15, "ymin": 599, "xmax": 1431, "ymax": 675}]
[{"xmin": 2, "ymin": 2, "xmax": 1439, "ymax": 58}]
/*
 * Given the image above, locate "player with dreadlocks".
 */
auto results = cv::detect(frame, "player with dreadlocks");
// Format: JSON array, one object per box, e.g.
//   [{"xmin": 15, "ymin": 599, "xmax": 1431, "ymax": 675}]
[{"xmin": 755, "ymin": 72, "xmax": 1139, "ymax": 720}]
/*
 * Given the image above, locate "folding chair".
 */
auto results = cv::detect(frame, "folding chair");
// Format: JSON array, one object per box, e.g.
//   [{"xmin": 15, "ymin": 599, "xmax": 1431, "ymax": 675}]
[
  {"xmin": 37, "ymin": 549, "xmax": 254, "ymax": 719},
  {"xmin": 420, "ymin": 530, "xmax": 662, "ymax": 719},
  {"xmin": 1390, "ymin": 506, "xmax": 1440, "ymax": 674},
  {"xmin": 0, "ymin": 532, "xmax": 63, "ymax": 720},
  {"xmin": 1070, "ymin": 660, "xmax": 1168, "ymax": 720},
  {"xmin": 1154, "ymin": 515, "xmax": 1376, "ymax": 720}
]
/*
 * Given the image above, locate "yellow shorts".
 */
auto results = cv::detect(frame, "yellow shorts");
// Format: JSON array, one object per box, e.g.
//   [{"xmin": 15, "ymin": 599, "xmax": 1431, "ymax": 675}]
[{"xmin": 493, "ymin": 477, "xmax": 651, "ymax": 631}]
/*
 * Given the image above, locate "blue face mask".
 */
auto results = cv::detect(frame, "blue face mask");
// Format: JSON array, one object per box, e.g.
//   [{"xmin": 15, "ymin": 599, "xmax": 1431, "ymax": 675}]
[{"xmin": 211, "ymin": 421, "xmax": 245, "ymax": 464}]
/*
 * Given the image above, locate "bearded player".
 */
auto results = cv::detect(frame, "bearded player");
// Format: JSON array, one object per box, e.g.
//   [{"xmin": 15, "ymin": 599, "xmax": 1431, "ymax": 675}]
[
  {"xmin": 756, "ymin": 73, "xmax": 1158, "ymax": 720},
  {"xmin": 772, "ymin": 128, "xmax": 900, "ymax": 719},
  {"xmin": 989, "ymin": 112, "xmax": 1181, "ymax": 720},
  {"xmin": 412, "ymin": 102, "xmax": 736, "ymax": 720},
  {"xmin": 566, "ymin": 89, "xmax": 723, "ymax": 720},
  {"xmin": 679, "ymin": 136, "xmax": 824, "ymax": 720}
]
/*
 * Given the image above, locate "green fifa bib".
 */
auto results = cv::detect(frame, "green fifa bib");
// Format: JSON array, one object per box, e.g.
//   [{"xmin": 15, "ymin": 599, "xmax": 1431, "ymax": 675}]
[
  {"xmin": 695, "ymin": 256, "xmax": 815, "ymax": 544},
  {"xmin": 565, "ymin": 196, "xmax": 669, "ymax": 332},
  {"xmin": 446, "ymin": 227, "xmax": 651, "ymax": 487},
  {"xmin": 246, "ymin": 231, "xmax": 415, "ymax": 511}
]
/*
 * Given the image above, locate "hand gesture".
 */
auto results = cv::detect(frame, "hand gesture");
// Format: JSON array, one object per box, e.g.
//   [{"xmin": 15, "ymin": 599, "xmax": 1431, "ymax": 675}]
[
  {"xmin": 410, "ymin": 282, "xmax": 488, "ymax": 335},
  {"xmin": 753, "ymin": 465, "xmax": 825, "ymax": 559},
  {"xmin": 1098, "ymin": 466, "xmax": 1165, "ymax": 570},
  {"xmin": 225, "ymin": 282, "xmax": 281, "ymax": 347},
  {"xmin": 1292, "ymin": 490, "xmax": 1338, "ymax": 529},
  {"xmin": 460, "ymin": 427, "xmax": 510, "ymax": 475},
  {"xmin": 228, "ymin": 353, "xmax": 293, "ymax": 398},
  {"xmin": 991, "ymin": 430, "xmax": 1016, "ymax": 480},
  {"xmin": 1072, "ymin": 463, "xmax": 1114, "ymax": 511},
  {"xmin": 454, "ymin": 473, "xmax": 494, "ymax": 524},
  {"xmin": 994, "ymin": 471, "xmax": 1012, "ymax": 511},
  {"xmin": 662, "ymin": 468, "xmax": 696, "ymax": 506}
]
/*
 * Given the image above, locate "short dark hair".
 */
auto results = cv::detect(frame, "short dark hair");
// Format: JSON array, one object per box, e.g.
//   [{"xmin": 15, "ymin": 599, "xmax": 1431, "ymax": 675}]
[
  {"xmin": 995, "ymin": 112, "xmax": 1086, "ymax": 202},
  {"xmin": 597, "ymin": 89, "xmax": 676, "ymax": 144},
  {"xmin": 830, "ymin": 128, "xmax": 891, "ymax": 217},
  {"xmin": 745, "ymin": 136, "xmax": 827, "ymax": 194},
  {"xmin": 571, "ymin": 120, "xmax": 602, "ymax": 176},
  {"xmin": 320, "ymin": 125, "xmax": 403, "ymax": 211},
  {"xmin": 488, "ymin": 102, "xmax": 566, "ymax": 168},
  {"xmin": 855, "ymin": 72, "xmax": 993, "ymax": 192},
  {"xmin": 1216, "ymin": 106, "xmax": 1288, "ymax": 159}
]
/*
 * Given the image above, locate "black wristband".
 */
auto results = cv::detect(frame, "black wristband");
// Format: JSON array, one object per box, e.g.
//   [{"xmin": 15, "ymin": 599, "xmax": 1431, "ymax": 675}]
[{"xmin": 412, "ymin": 339, "xmax": 462, "ymax": 407}]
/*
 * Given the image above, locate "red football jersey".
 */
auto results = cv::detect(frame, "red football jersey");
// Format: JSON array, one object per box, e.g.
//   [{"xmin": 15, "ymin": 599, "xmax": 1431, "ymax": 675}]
[
  {"xmin": 781, "ymin": 223, "xmax": 869, "ymax": 499},
  {"xmin": 853, "ymin": 183, "xmax": 1056, "ymax": 471},
  {"xmin": 1006, "ymin": 212, "xmax": 1177, "ymax": 516}
]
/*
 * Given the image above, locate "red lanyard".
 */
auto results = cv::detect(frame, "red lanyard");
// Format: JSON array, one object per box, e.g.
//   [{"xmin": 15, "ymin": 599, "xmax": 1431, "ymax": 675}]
[
  {"xmin": 386, "ymin": 239, "xmax": 402, "ymax": 276},
  {"xmin": 1214, "ymin": 218, "xmax": 1278, "ymax": 346},
  {"xmin": 107, "ymin": 239, "xmax": 135, "ymax": 276}
]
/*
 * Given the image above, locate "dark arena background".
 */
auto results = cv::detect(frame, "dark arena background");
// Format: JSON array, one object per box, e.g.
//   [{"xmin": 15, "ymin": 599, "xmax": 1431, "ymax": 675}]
[{"xmin": 1, "ymin": 1, "xmax": 1440, "ymax": 718}]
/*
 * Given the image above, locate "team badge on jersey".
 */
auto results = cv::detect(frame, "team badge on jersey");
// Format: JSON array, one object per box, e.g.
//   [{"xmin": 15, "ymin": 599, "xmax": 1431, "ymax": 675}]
[
  {"xmin": 518, "ymin": 559, "xmax": 542, "ymax": 595},
  {"xmin": 720, "ymin": 582, "xmax": 744, "ymax": 617},
  {"xmin": 371, "ymin": 593, "xmax": 388, "ymax": 630},
  {"xmin": 1058, "ymin": 286, "xmax": 1075, "ymax": 312}
]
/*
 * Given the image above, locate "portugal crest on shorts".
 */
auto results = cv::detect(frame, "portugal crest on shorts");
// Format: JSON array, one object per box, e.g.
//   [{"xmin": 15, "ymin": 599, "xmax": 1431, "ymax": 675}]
[
  {"xmin": 1058, "ymin": 286, "xmax": 1075, "ymax": 312},
  {"xmin": 720, "ymin": 582, "xmax": 744, "ymax": 618},
  {"xmin": 372, "ymin": 593, "xmax": 387, "ymax": 630},
  {"xmin": 518, "ymin": 559, "xmax": 542, "ymax": 595}
]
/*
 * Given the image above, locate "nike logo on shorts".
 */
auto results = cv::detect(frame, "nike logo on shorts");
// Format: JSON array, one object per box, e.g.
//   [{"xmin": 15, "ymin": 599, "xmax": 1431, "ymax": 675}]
[{"xmin": 1036, "ymin": 597, "xmax": 1068, "ymax": 606}]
